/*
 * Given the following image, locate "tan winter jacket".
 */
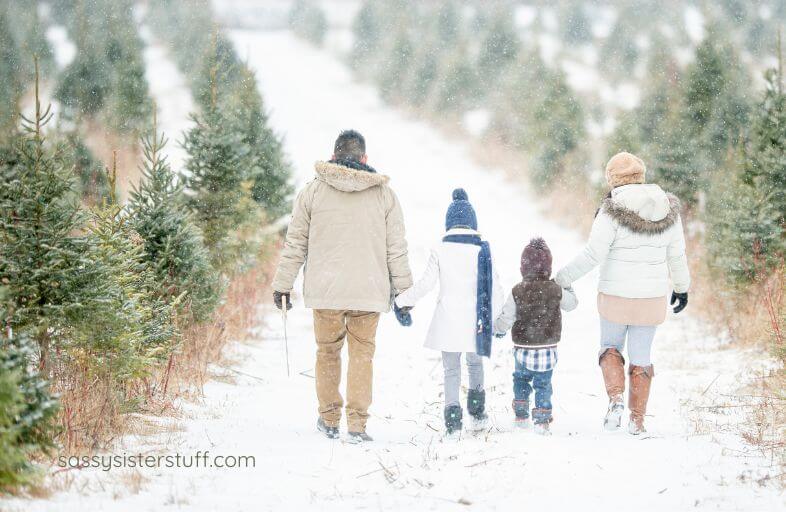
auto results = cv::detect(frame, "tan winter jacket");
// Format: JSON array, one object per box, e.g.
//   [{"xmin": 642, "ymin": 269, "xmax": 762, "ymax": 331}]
[{"xmin": 272, "ymin": 160, "xmax": 413, "ymax": 313}]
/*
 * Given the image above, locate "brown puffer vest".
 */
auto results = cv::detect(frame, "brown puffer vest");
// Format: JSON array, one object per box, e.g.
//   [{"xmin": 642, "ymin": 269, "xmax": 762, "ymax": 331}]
[
  {"xmin": 511, "ymin": 278, "xmax": 564, "ymax": 349},
  {"xmin": 511, "ymin": 238, "xmax": 563, "ymax": 349}
]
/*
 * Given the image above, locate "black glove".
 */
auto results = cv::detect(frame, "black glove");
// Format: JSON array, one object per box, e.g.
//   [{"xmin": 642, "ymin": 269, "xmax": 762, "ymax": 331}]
[
  {"xmin": 670, "ymin": 291, "xmax": 688, "ymax": 314},
  {"xmin": 273, "ymin": 291, "xmax": 292, "ymax": 310}
]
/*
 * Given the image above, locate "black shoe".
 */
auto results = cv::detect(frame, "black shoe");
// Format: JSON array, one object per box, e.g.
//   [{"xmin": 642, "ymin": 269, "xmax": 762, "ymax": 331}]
[
  {"xmin": 467, "ymin": 389, "xmax": 487, "ymax": 421},
  {"xmin": 317, "ymin": 418, "xmax": 339, "ymax": 439},
  {"xmin": 347, "ymin": 431, "xmax": 373, "ymax": 443},
  {"xmin": 444, "ymin": 404, "xmax": 463, "ymax": 435}
]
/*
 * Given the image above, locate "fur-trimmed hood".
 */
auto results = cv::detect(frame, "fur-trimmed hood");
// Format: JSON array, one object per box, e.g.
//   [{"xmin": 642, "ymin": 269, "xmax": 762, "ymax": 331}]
[
  {"xmin": 314, "ymin": 160, "xmax": 390, "ymax": 192},
  {"xmin": 601, "ymin": 184, "xmax": 681, "ymax": 235}
]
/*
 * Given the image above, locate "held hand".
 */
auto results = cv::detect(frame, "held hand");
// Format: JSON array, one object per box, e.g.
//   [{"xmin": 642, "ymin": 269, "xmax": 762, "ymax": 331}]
[
  {"xmin": 273, "ymin": 291, "xmax": 292, "ymax": 311},
  {"xmin": 670, "ymin": 291, "xmax": 688, "ymax": 314},
  {"xmin": 554, "ymin": 271, "xmax": 570, "ymax": 289}
]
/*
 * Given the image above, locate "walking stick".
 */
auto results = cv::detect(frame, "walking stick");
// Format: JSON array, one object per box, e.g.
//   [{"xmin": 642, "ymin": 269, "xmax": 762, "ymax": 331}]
[{"xmin": 281, "ymin": 295, "xmax": 290, "ymax": 377}]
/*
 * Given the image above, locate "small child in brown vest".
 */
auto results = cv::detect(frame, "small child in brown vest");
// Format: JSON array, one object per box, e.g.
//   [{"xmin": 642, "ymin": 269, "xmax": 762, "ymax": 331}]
[{"xmin": 493, "ymin": 238, "xmax": 577, "ymax": 435}]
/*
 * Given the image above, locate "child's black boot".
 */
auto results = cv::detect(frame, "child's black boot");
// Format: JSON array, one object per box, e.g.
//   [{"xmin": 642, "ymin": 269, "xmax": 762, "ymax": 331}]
[
  {"xmin": 444, "ymin": 404, "xmax": 463, "ymax": 437},
  {"xmin": 467, "ymin": 389, "xmax": 489, "ymax": 430}
]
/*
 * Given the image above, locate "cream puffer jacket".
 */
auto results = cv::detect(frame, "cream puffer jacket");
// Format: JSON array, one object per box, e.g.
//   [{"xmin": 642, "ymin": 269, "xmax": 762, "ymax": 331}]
[
  {"xmin": 555, "ymin": 184, "xmax": 690, "ymax": 298},
  {"xmin": 272, "ymin": 161, "xmax": 413, "ymax": 312}
]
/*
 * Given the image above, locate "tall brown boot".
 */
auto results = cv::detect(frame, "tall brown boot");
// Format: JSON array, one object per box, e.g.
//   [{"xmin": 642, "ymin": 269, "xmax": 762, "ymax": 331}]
[
  {"xmin": 599, "ymin": 348, "xmax": 625, "ymax": 430},
  {"xmin": 628, "ymin": 365, "xmax": 654, "ymax": 435}
]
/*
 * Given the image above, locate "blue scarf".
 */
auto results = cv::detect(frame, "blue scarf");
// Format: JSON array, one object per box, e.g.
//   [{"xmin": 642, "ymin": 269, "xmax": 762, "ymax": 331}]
[{"xmin": 442, "ymin": 234, "xmax": 493, "ymax": 357}]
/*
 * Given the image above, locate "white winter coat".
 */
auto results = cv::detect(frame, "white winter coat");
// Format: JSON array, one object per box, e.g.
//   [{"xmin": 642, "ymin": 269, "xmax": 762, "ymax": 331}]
[
  {"xmin": 555, "ymin": 184, "xmax": 691, "ymax": 298},
  {"xmin": 395, "ymin": 228, "xmax": 505, "ymax": 353}
]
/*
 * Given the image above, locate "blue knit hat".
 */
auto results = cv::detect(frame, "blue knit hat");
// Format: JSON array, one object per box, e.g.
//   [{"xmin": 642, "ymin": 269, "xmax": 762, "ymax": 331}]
[{"xmin": 445, "ymin": 188, "xmax": 477, "ymax": 231}]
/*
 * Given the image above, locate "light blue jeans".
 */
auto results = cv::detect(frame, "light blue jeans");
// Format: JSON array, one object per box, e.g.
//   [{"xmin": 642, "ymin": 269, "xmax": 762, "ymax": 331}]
[
  {"xmin": 599, "ymin": 318, "xmax": 657, "ymax": 366},
  {"xmin": 442, "ymin": 352, "xmax": 483, "ymax": 407}
]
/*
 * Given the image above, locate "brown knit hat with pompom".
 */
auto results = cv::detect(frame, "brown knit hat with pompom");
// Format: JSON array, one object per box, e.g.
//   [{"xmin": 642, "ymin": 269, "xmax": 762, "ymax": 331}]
[
  {"xmin": 521, "ymin": 238, "xmax": 552, "ymax": 279},
  {"xmin": 605, "ymin": 152, "xmax": 646, "ymax": 188}
]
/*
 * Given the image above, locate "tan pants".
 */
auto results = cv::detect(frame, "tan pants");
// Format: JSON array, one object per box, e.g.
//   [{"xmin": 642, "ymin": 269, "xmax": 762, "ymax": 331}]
[{"xmin": 313, "ymin": 309, "xmax": 380, "ymax": 432}]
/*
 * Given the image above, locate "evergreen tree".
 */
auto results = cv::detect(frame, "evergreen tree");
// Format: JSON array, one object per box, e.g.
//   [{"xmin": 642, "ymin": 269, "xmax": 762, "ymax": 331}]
[
  {"xmin": 634, "ymin": 36, "xmax": 682, "ymax": 149},
  {"xmin": 530, "ymin": 66, "xmax": 585, "ymax": 187},
  {"xmin": 742, "ymin": 68, "xmax": 786, "ymax": 257},
  {"xmin": 225, "ymin": 68, "xmax": 293, "ymax": 219},
  {"xmin": 648, "ymin": 114, "xmax": 702, "ymax": 205},
  {"xmin": 705, "ymin": 162, "xmax": 781, "ymax": 284},
  {"xmin": 86, "ymin": 156, "xmax": 177, "ymax": 380},
  {"xmin": 476, "ymin": 11, "xmax": 519, "ymax": 89},
  {"xmin": 0, "ymin": 63, "xmax": 110, "ymax": 373},
  {"xmin": 599, "ymin": 15, "xmax": 640, "ymax": 76},
  {"xmin": 378, "ymin": 31, "xmax": 414, "ymax": 102},
  {"xmin": 55, "ymin": 40, "xmax": 110, "ymax": 119},
  {"xmin": 435, "ymin": 1, "xmax": 460, "ymax": 47},
  {"xmin": 681, "ymin": 30, "xmax": 751, "ymax": 202},
  {"xmin": 193, "ymin": 32, "xmax": 242, "ymax": 112},
  {"xmin": 55, "ymin": 0, "xmax": 151, "ymax": 132},
  {"xmin": 561, "ymin": 3, "xmax": 592, "ymax": 45},
  {"xmin": 288, "ymin": 0, "xmax": 328, "ymax": 46},
  {"xmin": 705, "ymin": 66, "xmax": 785, "ymax": 284},
  {"xmin": 407, "ymin": 45, "xmax": 440, "ymax": 107},
  {"xmin": 104, "ymin": 47, "xmax": 151, "ymax": 134},
  {"xmin": 0, "ymin": 9, "xmax": 22, "ymax": 134},
  {"xmin": 491, "ymin": 51, "xmax": 549, "ymax": 149},
  {"xmin": 62, "ymin": 132, "xmax": 110, "ymax": 205},
  {"xmin": 182, "ymin": 98, "xmax": 254, "ymax": 271},
  {"xmin": 128, "ymin": 121, "xmax": 221, "ymax": 321},
  {"xmin": 436, "ymin": 44, "xmax": 481, "ymax": 113},
  {"xmin": 0, "ymin": 332, "xmax": 58, "ymax": 491},
  {"xmin": 351, "ymin": 0, "xmax": 383, "ymax": 69}
]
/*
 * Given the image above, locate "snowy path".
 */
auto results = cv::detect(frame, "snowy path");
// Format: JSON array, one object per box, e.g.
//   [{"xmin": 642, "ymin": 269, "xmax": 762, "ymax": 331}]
[{"xmin": 3, "ymin": 29, "xmax": 782, "ymax": 512}]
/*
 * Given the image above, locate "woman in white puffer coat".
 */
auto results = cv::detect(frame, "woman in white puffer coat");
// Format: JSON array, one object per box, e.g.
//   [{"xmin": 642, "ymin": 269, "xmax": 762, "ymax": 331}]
[{"xmin": 554, "ymin": 152, "xmax": 690, "ymax": 435}]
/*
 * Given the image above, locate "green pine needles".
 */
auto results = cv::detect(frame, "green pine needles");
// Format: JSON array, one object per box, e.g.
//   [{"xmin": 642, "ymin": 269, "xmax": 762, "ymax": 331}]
[
  {"xmin": 0, "ymin": 333, "xmax": 58, "ymax": 491},
  {"xmin": 128, "ymin": 118, "xmax": 222, "ymax": 322}
]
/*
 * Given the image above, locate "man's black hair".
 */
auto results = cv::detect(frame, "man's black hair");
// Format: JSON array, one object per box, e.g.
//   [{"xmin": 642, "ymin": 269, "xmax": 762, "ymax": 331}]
[{"xmin": 333, "ymin": 130, "xmax": 366, "ymax": 162}]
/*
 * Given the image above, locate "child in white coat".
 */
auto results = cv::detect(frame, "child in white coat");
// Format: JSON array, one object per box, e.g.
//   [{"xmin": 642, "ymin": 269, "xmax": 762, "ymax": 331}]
[{"xmin": 396, "ymin": 189, "xmax": 504, "ymax": 435}]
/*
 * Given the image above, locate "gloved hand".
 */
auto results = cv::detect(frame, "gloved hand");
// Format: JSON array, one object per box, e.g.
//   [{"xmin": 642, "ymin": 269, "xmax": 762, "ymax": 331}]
[
  {"xmin": 670, "ymin": 291, "xmax": 688, "ymax": 314},
  {"xmin": 494, "ymin": 332, "xmax": 506, "ymax": 339},
  {"xmin": 394, "ymin": 303, "xmax": 413, "ymax": 326},
  {"xmin": 273, "ymin": 291, "xmax": 292, "ymax": 310}
]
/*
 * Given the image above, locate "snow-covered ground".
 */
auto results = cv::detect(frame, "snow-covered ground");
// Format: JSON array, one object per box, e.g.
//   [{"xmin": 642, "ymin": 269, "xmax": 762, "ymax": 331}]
[{"xmin": 3, "ymin": 28, "xmax": 783, "ymax": 512}]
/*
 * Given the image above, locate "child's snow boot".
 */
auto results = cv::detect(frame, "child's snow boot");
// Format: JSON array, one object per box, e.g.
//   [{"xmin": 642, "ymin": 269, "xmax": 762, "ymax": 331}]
[
  {"xmin": 599, "ymin": 348, "xmax": 625, "ymax": 431},
  {"xmin": 532, "ymin": 408, "xmax": 553, "ymax": 436},
  {"xmin": 628, "ymin": 365, "xmax": 654, "ymax": 435},
  {"xmin": 512, "ymin": 399, "xmax": 530, "ymax": 429},
  {"xmin": 444, "ymin": 404, "xmax": 463, "ymax": 437},
  {"xmin": 467, "ymin": 389, "xmax": 488, "ymax": 430}
]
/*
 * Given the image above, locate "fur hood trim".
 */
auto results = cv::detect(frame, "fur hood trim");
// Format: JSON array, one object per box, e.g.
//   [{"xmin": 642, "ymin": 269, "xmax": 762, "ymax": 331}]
[
  {"xmin": 314, "ymin": 160, "xmax": 390, "ymax": 192},
  {"xmin": 601, "ymin": 193, "xmax": 681, "ymax": 235}
]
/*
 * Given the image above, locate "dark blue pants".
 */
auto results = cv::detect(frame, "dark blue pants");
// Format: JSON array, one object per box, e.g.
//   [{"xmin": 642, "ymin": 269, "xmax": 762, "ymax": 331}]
[{"xmin": 513, "ymin": 362, "xmax": 553, "ymax": 422}]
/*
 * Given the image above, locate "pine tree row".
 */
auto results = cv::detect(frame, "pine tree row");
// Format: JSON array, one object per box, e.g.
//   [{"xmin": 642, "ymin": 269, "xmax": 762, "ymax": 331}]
[
  {"xmin": 2, "ymin": 0, "xmax": 293, "ymax": 490},
  {"xmin": 147, "ymin": 0, "xmax": 293, "ymax": 256},
  {"xmin": 608, "ymin": 30, "xmax": 785, "ymax": 286},
  {"xmin": 350, "ymin": 0, "xmax": 586, "ymax": 189},
  {"xmin": 288, "ymin": 0, "xmax": 328, "ymax": 47},
  {"xmin": 53, "ymin": 0, "xmax": 152, "ymax": 134}
]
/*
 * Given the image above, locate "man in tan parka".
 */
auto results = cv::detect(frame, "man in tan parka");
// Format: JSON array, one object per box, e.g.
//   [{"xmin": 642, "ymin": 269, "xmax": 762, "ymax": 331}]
[{"xmin": 272, "ymin": 130, "xmax": 412, "ymax": 442}]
